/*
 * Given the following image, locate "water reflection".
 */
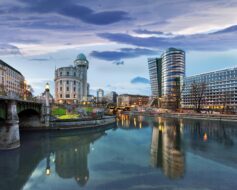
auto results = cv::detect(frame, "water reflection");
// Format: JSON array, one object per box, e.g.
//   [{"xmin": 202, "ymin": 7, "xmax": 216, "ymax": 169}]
[
  {"xmin": 0, "ymin": 116, "xmax": 237, "ymax": 190},
  {"xmin": 116, "ymin": 114, "xmax": 150, "ymax": 129},
  {"xmin": 150, "ymin": 118, "xmax": 185, "ymax": 179},
  {"xmin": 0, "ymin": 130, "xmax": 106, "ymax": 190}
]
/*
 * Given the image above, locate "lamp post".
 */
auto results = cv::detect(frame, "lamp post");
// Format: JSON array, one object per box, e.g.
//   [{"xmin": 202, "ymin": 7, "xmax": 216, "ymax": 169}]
[{"xmin": 45, "ymin": 83, "xmax": 50, "ymax": 127}]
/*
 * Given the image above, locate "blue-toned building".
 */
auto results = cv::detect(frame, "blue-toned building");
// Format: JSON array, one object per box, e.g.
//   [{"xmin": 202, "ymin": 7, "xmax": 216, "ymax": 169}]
[{"xmin": 182, "ymin": 67, "xmax": 237, "ymax": 111}]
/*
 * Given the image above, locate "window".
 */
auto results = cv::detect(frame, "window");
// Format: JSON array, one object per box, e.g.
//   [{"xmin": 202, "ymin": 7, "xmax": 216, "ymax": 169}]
[
  {"xmin": 66, "ymin": 87, "xmax": 69, "ymax": 91},
  {"xmin": 73, "ymin": 80, "xmax": 76, "ymax": 85},
  {"xmin": 67, "ymin": 72, "xmax": 69, "ymax": 76},
  {"xmin": 60, "ymin": 72, "xmax": 62, "ymax": 76},
  {"xmin": 60, "ymin": 87, "xmax": 62, "ymax": 91},
  {"xmin": 60, "ymin": 80, "xmax": 62, "ymax": 84},
  {"xmin": 73, "ymin": 87, "xmax": 76, "ymax": 92},
  {"xmin": 66, "ymin": 80, "xmax": 69, "ymax": 84},
  {"xmin": 60, "ymin": 94, "xmax": 62, "ymax": 98},
  {"xmin": 66, "ymin": 94, "xmax": 70, "ymax": 98}
]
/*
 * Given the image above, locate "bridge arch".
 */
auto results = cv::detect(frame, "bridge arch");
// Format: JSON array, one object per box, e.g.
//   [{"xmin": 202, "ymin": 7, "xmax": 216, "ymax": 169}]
[{"xmin": 18, "ymin": 109, "xmax": 41, "ymax": 127}]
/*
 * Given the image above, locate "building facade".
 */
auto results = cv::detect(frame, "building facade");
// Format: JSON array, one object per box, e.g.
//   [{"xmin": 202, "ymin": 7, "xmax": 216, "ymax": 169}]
[
  {"xmin": 161, "ymin": 48, "xmax": 185, "ymax": 96},
  {"xmin": 182, "ymin": 67, "xmax": 237, "ymax": 111},
  {"xmin": 0, "ymin": 60, "xmax": 25, "ymax": 98},
  {"xmin": 96, "ymin": 89, "xmax": 104, "ymax": 103},
  {"xmin": 55, "ymin": 53, "xmax": 89, "ymax": 104},
  {"xmin": 148, "ymin": 48, "xmax": 185, "ymax": 109},
  {"xmin": 117, "ymin": 94, "xmax": 149, "ymax": 107},
  {"xmin": 148, "ymin": 58, "xmax": 162, "ymax": 97},
  {"xmin": 104, "ymin": 91, "xmax": 118, "ymax": 103}
]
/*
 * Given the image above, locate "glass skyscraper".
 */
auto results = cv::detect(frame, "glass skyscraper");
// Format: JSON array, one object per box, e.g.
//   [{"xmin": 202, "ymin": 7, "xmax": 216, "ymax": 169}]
[
  {"xmin": 148, "ymin": 58, "xmax": 162, "ymax": 97},
  {"xmin": 161, "ymin": 48, "xmax": 185, "ymax": 96},
  {"xmin": 148, "ymin": 48, "xmax": 185, "ymax": 102}
]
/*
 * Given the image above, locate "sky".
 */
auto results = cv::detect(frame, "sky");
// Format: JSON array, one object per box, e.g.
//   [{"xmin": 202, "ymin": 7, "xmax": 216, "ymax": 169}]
[{"xmin": 1, "ymin": 0, "xmax": 237, "ymax": 96}]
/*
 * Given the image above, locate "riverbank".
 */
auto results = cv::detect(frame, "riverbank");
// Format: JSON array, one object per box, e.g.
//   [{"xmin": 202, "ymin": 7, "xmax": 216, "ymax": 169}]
[
  {"xmin": 20, "ymin": 116, "xmax": 116, "ymax": 131},
  {"xmin": 124, "ymin": 111, "xmax": 237, "ymax": 122}
]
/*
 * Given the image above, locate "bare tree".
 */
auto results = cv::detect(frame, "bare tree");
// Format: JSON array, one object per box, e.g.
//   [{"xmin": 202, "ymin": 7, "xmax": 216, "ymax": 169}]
[
  {"xmin": 221, "ymin": 91, "xmax": 233, "ymax": 114},
  {"xmin": 190, "ymin": 81, "xmax": 207, "ymax": 113}
]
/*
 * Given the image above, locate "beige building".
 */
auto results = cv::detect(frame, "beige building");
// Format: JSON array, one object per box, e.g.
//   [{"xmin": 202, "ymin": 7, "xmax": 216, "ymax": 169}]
[
  {"xmin": 0, "ymin": 60, "xmax": 25, "ymax": 98},
  {"xmin": 117, "ymin": 94, "xmax": 149, "ymax": 107},
  {"xmin": 55, "ymin": 53, "xmax": 89, "ymax": 104}
]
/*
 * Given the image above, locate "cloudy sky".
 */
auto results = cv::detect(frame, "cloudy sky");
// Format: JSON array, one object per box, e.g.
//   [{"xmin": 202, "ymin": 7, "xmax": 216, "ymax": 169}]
[{"xmin": 1, "ymin": 0, "xmax": 237, "ymax": 96}]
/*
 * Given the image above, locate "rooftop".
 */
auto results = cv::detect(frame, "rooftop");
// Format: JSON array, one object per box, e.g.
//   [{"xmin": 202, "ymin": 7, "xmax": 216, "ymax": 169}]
[{"xmin": 0, "ymin": 59, "xmax": 23, "ymax": 76}]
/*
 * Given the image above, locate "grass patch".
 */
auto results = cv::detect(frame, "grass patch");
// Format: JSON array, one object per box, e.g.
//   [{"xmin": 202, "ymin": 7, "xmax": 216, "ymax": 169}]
[
  {"xmin": 52, "ymin": 108, "xmax": 66, "ymax": 116},
  {"xmin": 57, "ymin": 114, "xmax": 80, "ymax": 120}
]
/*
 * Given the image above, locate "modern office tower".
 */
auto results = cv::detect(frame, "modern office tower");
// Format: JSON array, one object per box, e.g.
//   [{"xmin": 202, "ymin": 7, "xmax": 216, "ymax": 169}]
[
  {"xmin": 55, "ymin": 53, "xmax": 89, "ymax": 104},
  {"xmin": 148, "ymin": 58, "xmax": 162, "ymax": 97},
  {"xmin": 148, "ymin": 48, "xmax": 185, "ymax": 109},
  {"xmin": 182, "ymin": 67, "xmax": 237, "ymax": 112},
  {"xmin": 96, "ymin": 89, "xmax": 104, "ymax": 103},
  {"xmin": 0, "ymin": 60, "xmax": 25, "ymax": 98},
  {"xmin": 161, "ymin": 48, "xmax": 185, "ymax": 96}
]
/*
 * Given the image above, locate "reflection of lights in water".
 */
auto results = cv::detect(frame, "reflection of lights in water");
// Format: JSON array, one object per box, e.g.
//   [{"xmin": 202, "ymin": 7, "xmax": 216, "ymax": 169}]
[
  {"xmin": 85, "ymin": 176, "xmax": 88, "ymax": 180},
  {"xmin": 203, "ymin": 133, "xmax": 208, "ymax": 142},
  {"xmin": 134, "ymin": 118, "xmax": 137, "ymax": 126},
  {"xmin": 91, "ymin": 147, "xmax": 94, "ymax": 151},
  {"xmin": 76, "ymin": 177, "xmax": 80, "ymax": 181},
  {"xmin": 139, "ymin": 122, "xmax": 142, "ymax": 128},
  {"xmin": 180, "ymin": 119, "xmax": 184, "ymax": 134},
  {"xmin": 159, "ymin": 125, "xmax": 162, "ymax": 131},
  {"xmin": 45, "ymin": 168, "xmax": 51, "ymax": 176},
  {"xmin": 75, "ymin": 148, "xmax": 78, "ymax": 152}
]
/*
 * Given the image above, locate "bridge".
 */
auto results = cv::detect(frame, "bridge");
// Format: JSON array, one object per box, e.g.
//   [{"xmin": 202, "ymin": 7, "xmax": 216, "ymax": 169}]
[{"xmin": 0, "ymin": 95, "xmax": 49, "ymax": 150}]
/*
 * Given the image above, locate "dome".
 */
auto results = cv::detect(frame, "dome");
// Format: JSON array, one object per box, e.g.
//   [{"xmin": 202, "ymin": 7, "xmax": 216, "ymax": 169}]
[
  {"xmin": 77, "ymin": 53, "xmax": 87, "ymax": 61},
  {"xmin": 74, "ymin": 53, "xmax": 89, "ymax": 68}
]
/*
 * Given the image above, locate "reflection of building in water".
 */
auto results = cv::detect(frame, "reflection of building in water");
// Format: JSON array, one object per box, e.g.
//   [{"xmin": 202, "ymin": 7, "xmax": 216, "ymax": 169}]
[
  {"xmin": 150, "ymin": 118, "xmax": 185, "ymax": 179},
  {"xmin": 116, "ymin": 114, "xmax": 150, "ymax": 129},
  {"xmin": 54, "ymin": 132, "xmax": 104, "ymax": 186}
]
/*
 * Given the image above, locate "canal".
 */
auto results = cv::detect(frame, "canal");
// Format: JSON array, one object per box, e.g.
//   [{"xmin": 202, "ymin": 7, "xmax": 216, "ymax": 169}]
[{"xmin": 0, "ymin": 114, "xmax": 237, "ymax": 190}]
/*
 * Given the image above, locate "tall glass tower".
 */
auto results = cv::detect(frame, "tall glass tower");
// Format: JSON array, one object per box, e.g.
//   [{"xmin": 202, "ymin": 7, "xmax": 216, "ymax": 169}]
[
  {"xmin": 148, "ymin": 58, "xmax": 162, "ymax": 97},
  {"xmin": 161, "ymin": 48, "xmax": 185, "ymax": 97}
]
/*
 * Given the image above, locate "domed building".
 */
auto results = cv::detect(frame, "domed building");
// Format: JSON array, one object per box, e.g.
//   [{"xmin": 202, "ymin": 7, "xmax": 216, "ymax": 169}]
[{"xmin": 55, "ymin": 53, "xmax": 89, "ymax": 104}]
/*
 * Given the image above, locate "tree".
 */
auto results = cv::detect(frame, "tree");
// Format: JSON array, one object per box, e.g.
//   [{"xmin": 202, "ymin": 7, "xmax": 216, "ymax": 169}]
[
  {"xmin": 220, "ymin": 91, "xmax": 233, "ymax": 114},
  {"xmin": 190, "ymin": 81, "xmax": 207, "ymax": 113}
]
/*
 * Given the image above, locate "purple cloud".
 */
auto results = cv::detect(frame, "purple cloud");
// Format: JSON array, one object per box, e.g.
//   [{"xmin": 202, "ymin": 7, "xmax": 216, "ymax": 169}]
[
  {"xmin": 0, "ymin": 44, "xmax": 21, "ymax": 55},
  {"xmin": 90, "ymin": 48, "xmax": 158, "ymax": 61},
  {"xmin": 98, "ymin": 25, "xmax": 237, "ymax": 51}
]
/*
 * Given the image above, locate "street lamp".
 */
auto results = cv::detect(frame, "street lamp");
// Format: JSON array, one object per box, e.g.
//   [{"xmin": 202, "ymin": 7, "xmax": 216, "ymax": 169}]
[{"xmin": 45, "ymin": 83, "xmax": 50, "ymax": 92}]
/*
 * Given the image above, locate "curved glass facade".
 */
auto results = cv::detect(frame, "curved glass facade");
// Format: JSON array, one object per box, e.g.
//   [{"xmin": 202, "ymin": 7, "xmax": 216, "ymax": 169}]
[{"xmin": 161, "ymin": 48, "xmax": 185, "ymax": 96}]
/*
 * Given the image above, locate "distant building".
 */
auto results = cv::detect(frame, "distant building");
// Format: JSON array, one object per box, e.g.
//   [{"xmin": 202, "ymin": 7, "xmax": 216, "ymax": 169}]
[
  {"xmin": 182, "ymin": 67, "xmax": 237, "ymax": 112},
  {"xmin": 148, "ymin": 48, "xmax": 185, "ymax": 109},
  {"xmin": 55, "ymin": 53, "xmax": 89, "ymax": 104},
  {"xmin": 96, "ymin": 89, "xmax": 104, "ymax": 103},
  {"xmin": 117, "ymin": 94, "xmax": 149, "ymax": 107},
  {"xmin": 0, "ymin": 60, "xmax": 25, "ymax": 98},
  {"xmin": 104, "ymin": 91, "xmax": 118, "ymax": 103}
]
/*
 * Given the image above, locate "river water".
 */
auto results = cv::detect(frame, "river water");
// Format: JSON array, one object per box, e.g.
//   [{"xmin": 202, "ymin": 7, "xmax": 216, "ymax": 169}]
[{"xmin": 0, "ymin": 114, "xmax": 237, "ymax": 190}]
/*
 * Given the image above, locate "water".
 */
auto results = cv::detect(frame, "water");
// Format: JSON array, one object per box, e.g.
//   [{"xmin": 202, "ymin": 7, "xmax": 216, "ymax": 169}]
[{"xmin": 0, "ymin": 114, "xmax": 237, "ymax": 190}]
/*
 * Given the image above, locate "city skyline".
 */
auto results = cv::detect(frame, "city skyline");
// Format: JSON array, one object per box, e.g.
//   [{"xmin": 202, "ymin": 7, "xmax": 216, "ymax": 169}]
[{"xmin": 1, "ymin": 0, "xmax": 237, "ymax": 95}]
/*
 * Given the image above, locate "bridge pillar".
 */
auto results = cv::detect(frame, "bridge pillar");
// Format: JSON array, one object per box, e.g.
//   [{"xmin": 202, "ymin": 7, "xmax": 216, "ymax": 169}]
[{"xmin": 0, "ymin": 100, "xmax": 20, "ymax": 150}]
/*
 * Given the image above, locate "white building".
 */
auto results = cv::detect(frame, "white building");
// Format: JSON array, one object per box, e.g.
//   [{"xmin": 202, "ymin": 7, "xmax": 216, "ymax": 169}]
[{"xmin": 55, "ymin": 53, "xmax": 89, "ymax": 104}]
